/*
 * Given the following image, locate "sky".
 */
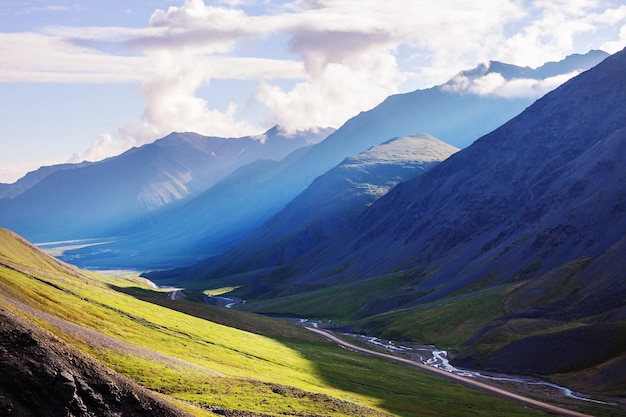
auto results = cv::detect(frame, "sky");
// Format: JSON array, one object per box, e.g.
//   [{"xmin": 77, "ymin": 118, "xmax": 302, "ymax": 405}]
[{"xmin": 1, "ymin": 0, "xmax": 625, "ymax": 183}]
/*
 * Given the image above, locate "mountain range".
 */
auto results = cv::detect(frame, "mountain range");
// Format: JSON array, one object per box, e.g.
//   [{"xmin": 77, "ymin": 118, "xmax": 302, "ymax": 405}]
[
  {"xmin": 1, "ymin": 50, "xmax": 607, "ymax": 269},
  {"xmin": 0, "ymin": 126, "xmax": 332, "ymax": 242},
  {"xmin": 181, "ymin": 134, "xmax": 458, "ymax": 279}
]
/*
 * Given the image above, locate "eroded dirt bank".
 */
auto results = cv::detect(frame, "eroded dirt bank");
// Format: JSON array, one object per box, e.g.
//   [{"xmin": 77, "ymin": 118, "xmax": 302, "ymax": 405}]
[{"xmin": 0, "ymin": 305, "xmax": 193, "ymax": 417}]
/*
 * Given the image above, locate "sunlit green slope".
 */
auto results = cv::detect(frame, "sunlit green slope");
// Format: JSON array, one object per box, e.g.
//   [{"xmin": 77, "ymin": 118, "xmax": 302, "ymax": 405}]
[{"xmin": 0, "ymin": 228, "xmax": 547, "ymax": 417}]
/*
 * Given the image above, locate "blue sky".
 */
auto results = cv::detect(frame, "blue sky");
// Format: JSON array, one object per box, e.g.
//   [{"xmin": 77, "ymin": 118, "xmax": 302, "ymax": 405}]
[{"xmin": 1, "ymin": 0, "xmax": 625, "ymax": 183}]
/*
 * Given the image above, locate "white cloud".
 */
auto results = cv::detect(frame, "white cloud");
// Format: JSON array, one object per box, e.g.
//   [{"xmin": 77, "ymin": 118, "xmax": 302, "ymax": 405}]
[
  {"xmin": 257, "ymin": 50, "xmax": 402, "ymax": 130},
  {"xmin": 602, "ymin": 23, "xmax": 626, "ymax": 53},
  {"xmin": 497, "ymin": 1, "xmax": 626, "ymax": 67},
  {"xmin": 0, "ymin": 32, "xmax": 151, "ymax": 83},
  {"xmin": 2, "ymin": 0, "xmax": 626, "ymax": 173},
  {"xmin": 72, "ymin": 50, "xmax": 262, "ymax": 162},
  {"xmin": 443, "ymin": 70, "xmax": 581, "ymax": 98},
  {"xmin": 69, "ymin": 133, "xmax": 123, "ymax": 163}
]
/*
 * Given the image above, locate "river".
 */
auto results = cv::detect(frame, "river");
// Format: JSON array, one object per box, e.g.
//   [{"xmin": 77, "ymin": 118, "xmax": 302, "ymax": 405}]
[{"xmin": 349, "ymin": 332, "xmax": 615, "ymax": 405}]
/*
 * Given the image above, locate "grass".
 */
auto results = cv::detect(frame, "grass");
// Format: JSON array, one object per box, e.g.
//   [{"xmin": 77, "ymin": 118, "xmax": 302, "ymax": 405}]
[
  {"xmin": 351, "ymin": 285, "xmax": 513, "ymax": 348},
  {"xmin": 0, "ymin": 228, "xmax": 554, "ymax": 416},
  {"xmin": 244, "ymin": 272, "xmax": 411, "ymax": 322}
]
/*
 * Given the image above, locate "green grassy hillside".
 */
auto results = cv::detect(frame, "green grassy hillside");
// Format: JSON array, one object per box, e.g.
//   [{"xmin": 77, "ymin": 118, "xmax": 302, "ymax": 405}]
[
  {"xmin": 0, "ymin": 228, "xmax": 551, "ymax": 416},
  {"xmin": 241, "ymin": 268, "xmax": 625, "ymax": 415}
]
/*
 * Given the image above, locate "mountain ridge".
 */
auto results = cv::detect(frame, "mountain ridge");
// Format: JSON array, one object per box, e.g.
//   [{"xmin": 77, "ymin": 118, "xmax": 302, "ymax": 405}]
[
  {"xmin": 186, "ymin": 134, "xmax": 459, "ymax": 278},
  {"xmin": 0, "ymin": 126, "xmax": 332, "ymax": 242}
]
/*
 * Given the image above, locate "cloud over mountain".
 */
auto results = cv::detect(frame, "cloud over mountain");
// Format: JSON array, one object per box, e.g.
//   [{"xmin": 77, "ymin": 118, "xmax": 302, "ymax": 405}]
[{"xmin": 1, "ymin": 1, "xmax": 625, "ymax": 182}]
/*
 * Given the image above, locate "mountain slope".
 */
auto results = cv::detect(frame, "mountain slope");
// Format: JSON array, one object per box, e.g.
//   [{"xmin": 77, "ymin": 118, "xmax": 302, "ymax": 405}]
[
  {"xmin": 0, "ymin": 161, "xmax": 94, "ymax": 199},
  {"xmin": 0, "ymin": 305, "xmax": 192, "ymax": 417},
  {"xmin": 275, "ymin": 47, "xmax": 623, "ymax": 298},
  {"xmin": 222, "ymin": 48, "xmax": 626, "ymax": 386},
  {"xmin": 0, "ymin": 127, "xmax": 331, "ymax": 242},
  {"xmin": 188, "ymin": 134, "xmax": 458, "ymax": 279}
]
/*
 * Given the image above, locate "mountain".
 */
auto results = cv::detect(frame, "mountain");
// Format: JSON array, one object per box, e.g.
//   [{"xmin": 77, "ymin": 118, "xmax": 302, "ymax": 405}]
[
  {"xmin": 219, "ymin": 47, "xmax": 626, "ymax": 385},
  {"xmin": 241, "ymin": 51, "xmax": 608, "ymax": 214},
  {"xmin": 186, "ymin": 134, "xmax": 459, "ymax": 278},
  {"xmin": 59, "ymin": 50, "xmax": 607, "ymax": 270},
  {"xmin": 0, "ymin": 126, "xmax": 332, "ymax": 242},
  {"xmin": 64, "ymin": 145, "xmax": 316, "ymax": 269},
  {"xmin": 0, "ymin": 162, "xmax": 94, "ymax": 199}
]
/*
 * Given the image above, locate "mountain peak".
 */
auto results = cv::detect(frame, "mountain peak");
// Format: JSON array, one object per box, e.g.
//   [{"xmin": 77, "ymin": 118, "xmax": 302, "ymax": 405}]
[
  {"xmin": 442, "ymin": 49, "xmax": 609, "ymax": 97},
  {"xmin": 254, "ymin": 125, "xmax": 336, "ymax": 144}
]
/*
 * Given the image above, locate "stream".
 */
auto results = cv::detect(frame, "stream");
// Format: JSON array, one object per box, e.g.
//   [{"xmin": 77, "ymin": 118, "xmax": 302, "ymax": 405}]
[
  {"xmin": 295, "ymin": 319, "xmax": 615, "ymax": 406},
  {"xmin": 355, "ymin": 334, "xmax": 615, "ymax": 405}
]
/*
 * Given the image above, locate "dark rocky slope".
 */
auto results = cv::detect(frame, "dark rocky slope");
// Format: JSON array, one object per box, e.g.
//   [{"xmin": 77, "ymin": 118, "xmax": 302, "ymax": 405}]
[
  {"xmin": 0, "ymin": 306, "xmax": 192, "ymax": 417},
  {"xmin": 282, "ymin": 47, "xmax": 624, "ymax": 301}
]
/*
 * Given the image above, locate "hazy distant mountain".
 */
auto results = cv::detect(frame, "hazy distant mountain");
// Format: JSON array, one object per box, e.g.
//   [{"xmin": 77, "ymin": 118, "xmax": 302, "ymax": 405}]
[
  {"xmin": 192, "ymin": 134, "xmax": 458, "ymax": 277},
  {"xmin": 443, "ymin": 49, "xmax": 608, "ymax": 89},
  {"xmin": 0, "ymin": 126, "xmax": 332, "ymax": 242},
  {"xmin": 226, "ymin": 48, "xmax": 625, "ymax": 379},
  {"xmin": 68, "ymin": 145, "xmax": 316, "ymax": 269},
  {"xmin": 0, "ymin": 162, "xmax": 93, "ymax": 199}
]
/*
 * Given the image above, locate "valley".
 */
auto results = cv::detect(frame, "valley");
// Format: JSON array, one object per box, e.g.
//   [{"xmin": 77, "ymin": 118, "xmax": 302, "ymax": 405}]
[
  {"xmin": 1, "ymin": 46, "xmax": 625, "ymax": 417},
  {"xmin": 1, "ymin": 229, "xmax": 566, "ymax": 416}
]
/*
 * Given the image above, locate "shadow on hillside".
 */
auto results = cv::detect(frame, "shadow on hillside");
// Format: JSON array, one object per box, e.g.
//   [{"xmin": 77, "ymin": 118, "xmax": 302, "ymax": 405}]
[{"xmin": 107, "ymin": 284, "xmax": 572, "ymax": 417}]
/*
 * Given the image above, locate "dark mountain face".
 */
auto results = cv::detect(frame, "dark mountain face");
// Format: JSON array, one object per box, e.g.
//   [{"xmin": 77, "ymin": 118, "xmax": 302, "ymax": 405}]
[
  {"xmin": 277, "ymin": 47, "xmax": 623, "ymax": 298},
  {"xmin": 206, "ymin": 47, "xmax": 625, "ymax": 384},
  {"xmin": 0, "ymin": 127, "xmax": 332, "ymax": 242}
]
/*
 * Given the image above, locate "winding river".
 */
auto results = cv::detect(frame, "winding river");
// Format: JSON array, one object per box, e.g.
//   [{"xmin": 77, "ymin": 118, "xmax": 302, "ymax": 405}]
[
  {"xmin": 356, "ymin": 334, "xmax": 616, "ymax": 406},
  {"xmin": 296, "ymin": 319, "xmax": 615, "ymax": 407}
]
